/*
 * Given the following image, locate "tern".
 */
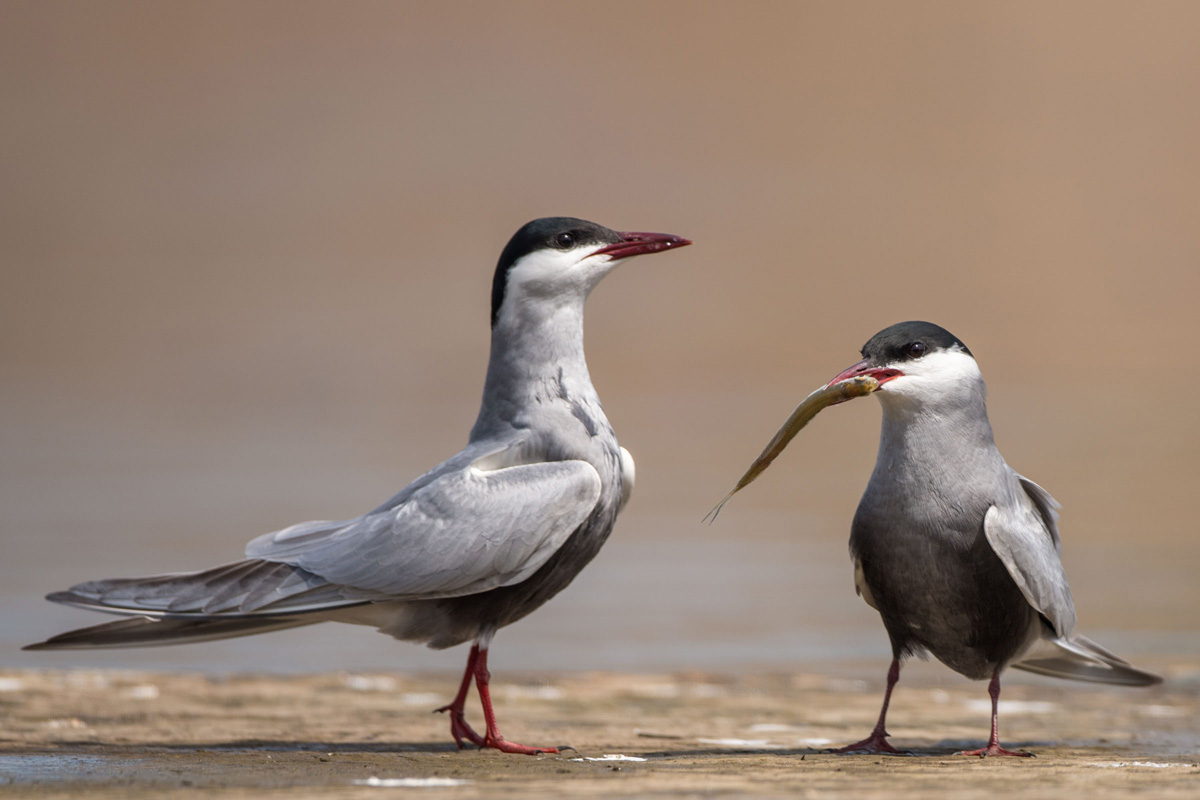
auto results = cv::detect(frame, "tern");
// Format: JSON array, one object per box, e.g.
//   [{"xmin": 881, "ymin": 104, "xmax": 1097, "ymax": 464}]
[
  {"xmin": 825, "ymin": 321, "xmax": 1160, "ymax": 757},
  {"xmin": 26, "ymin": 216, "xmax": 691, "ymax": 755}
]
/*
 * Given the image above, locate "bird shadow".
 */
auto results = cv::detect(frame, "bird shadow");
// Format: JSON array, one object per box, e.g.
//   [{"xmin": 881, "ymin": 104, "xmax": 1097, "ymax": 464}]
[
  {"xmin": 26, "ymin": 738, "xmax": 1053, "ymax": 760},
  {"xmin": 637, "ymin": 747, "xmax": 830, "ymax": 760},
  {"xmin": 645, "ymin": 741, "xmax": 1050, "ymax": 759},
  {"xmin": 36, "ymin": 739, "xmax": 464, "ymax": 755}
]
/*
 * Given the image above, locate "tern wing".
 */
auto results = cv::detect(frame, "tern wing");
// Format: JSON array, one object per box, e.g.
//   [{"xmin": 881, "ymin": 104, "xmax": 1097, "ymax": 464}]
[
  {"xmin": 989, "ymin": 474, "xmax": 1161, "ymax": 685},
  {"xmin": 1011, "ymin": 632, "xmax": 1162, "ymax": 685},
  {"xmin": 245, "ymin": 454, "xmax": 603, "ymax": 599},
  {"xmin": 1015, "ymin": 475, "xmax": 1063, "ymax": 554},
  {"xmin": 24, "ymin": 562, "xmax": 370, "ymax": 649},
  {"xmin": 983, "ymin": 472, "xmax": 1077, "ymax": 638}
]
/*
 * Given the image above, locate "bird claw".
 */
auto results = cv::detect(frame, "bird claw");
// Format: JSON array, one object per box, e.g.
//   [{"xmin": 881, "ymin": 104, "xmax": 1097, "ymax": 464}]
[
  {"xmin": 481, "ymin": 735, "xmax": 562, "ymax": 756},
  {"xmin": 434, "ymin": 705, "xmax": 486, "ymax": 749},
  {"xmin": 828, "ymin": 732, "xmax": 909, "ymax": 756},
  {"xmin": 434, "ymin": 705, "xmax": 562, "ymax": 755}
]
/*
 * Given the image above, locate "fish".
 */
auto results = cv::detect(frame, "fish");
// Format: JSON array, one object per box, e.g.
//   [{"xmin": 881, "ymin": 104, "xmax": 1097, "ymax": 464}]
[{"xmin": 706, "ymin": 374, "xmax": 879, "ymax": 522}]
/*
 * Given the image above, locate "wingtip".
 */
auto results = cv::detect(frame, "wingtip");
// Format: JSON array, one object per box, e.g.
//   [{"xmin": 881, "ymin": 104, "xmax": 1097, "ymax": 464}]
[
  {"xmin": 1012, "ymin": 644, "xmax": 1165, "ymax": 687},
  {"xmin": 1118, "ymin": 669, "xmax": 1163, "ymax": 687},
  {"xmin": 21, "ymin": 630, "xmax": 86, "ymax": 651}
]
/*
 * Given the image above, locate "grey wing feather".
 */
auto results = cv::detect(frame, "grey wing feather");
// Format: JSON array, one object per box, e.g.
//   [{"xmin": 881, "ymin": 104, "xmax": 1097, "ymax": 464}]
[
  {"xmin": 988, "ymin": 474, "xmax": 1161, "ymax": 686},
  {"xmin": 24, "ymin": 614, "xmax": 319, "ymax": 650},
  {"xmin": 1016, "ymin": 475, "xmax": 1062, "ymax": 555},
  {"xmin": 245, "ymin": 455, "xmax": 603, "ymax": 599},
  {"xmin": 42, "ymin": 560, "xmax": 379, "ymax": 617},
  {"xmin": 23, "ymin": 560, "xmax": 372, "ymax": 651},
  {"xmin": 983, "ymin": 471, "xmax": 1077, "ymax": 638}
]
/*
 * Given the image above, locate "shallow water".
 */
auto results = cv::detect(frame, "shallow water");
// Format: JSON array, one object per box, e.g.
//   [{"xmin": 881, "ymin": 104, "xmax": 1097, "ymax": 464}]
[
  {"xmin": 0, "ymin": 754, "xmax": 147, "ymax": 785},
  {"xmin": 5, "ymin": 408, "xmax": 1197, "ymax": 676}
]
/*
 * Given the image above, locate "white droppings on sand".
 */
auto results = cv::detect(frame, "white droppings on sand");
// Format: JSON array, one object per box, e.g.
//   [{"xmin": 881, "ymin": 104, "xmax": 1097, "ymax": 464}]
[
  {"xmin": 343, "ymin": 674, "xmax": 397, "ymax": 692},
  {"xmin": 63, "ymin": 672, "xmax": 110, "ymax": 690},
  {"xmin": 746, "ymin": 725, "xmax": 830, "ymax": 746},
  {"xmin": 45, "ymin": 718, "xmax": 88, "ymax": 729},
  {"xmin": 0, "ymin": 677, "xmax": 24, "ymax": 692},
  {"xmin": 123, "ymin": 684, "xmax": 159, "ymax": 700},
  {"xmin": 1088, "ymin": 761, "xmax": 1188, "ymax": 769},
  {"xmin": 965, "ymin": 699, "xmax": 1056, "ymax": 714},
  {"xmin": 354, "ymin": 776, "xmax": 470, "ymax": 787},
  {"xmin": 503, "ymin": 685, "xmax": 564, "ymax": 700},
  {"xmin": 400, "ymin": 692, "xmax": 444, "ymax": 706},
  {"xmin": 931, "ymin": 689, "xmax": 951, "ymax": 704},
  {"xmin": 1138, "ymin": 704, "xmax": 1185, "ymax": 718},
  {"xmin": 825, "ymin": 679, "xmax": 869, "ymax": 693},
  {"xmin": 570, "ymin": 754, "xmax": 648, "ymax": 762},
  {"xmin": 698, "ymin": 738, "xmax": 785, "ymax": 749}
]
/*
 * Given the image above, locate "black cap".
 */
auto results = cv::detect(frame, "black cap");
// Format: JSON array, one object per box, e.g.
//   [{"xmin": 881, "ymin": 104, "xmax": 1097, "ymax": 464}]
[
  {"xmin": 862, "ymin": 320, "xmax": 973, "ymax": 365},
  {"xmin": 490, "ymin": 218, "xmax": 622, "ymax": 327}
]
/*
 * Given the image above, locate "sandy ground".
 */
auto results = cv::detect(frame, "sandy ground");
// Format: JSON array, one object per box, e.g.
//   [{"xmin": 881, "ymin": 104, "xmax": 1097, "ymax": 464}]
[{"xmin": 2, "ymin": 664, "xmax": 1198, "ymax": 799}]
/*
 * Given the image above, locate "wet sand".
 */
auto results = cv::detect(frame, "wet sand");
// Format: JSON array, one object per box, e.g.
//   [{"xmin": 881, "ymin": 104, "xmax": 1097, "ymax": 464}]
[{"xmin": 2, "ymin": 664, "xmax": 1197, "ymax": 798}]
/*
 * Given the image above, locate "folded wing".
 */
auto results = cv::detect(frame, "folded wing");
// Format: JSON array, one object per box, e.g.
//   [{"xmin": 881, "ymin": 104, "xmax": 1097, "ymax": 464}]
[
  {"xmin": 245, "ymin": 457, "xmax": 603, "ymax": 599},
  {"xmin": 983, "ymin": 473, "xmax": 1076, "ymax": 638}
]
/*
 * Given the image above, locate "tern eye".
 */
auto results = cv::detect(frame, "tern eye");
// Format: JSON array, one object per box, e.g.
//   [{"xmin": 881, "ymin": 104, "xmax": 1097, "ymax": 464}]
[
  {"xmin": 554, "ymin": 232, "xmax": 576, "ymax": 249},
  {"xmin": 907, "ymin": 341, "xmax": 927, "ymax": 358}
]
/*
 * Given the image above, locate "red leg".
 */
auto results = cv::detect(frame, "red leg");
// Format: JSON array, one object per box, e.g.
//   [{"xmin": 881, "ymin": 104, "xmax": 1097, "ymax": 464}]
[
  {"xmin": 832, "ymin": 658, "xmax": 907, "ymax": 755},
  {"xmin": 956, "ymin": 670, "xmax": 1034, "ymax": 758},
  {"xmin": 472, "ymin": 645, "xmax": 563, "ymax": 755},
  {"xmin": 434, "ymin": 644, "xmax": 486, "ymax": 748}
]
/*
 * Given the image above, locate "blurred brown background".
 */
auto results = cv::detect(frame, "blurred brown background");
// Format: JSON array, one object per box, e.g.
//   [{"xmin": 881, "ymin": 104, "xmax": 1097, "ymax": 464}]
[{"xmin": 2, "ymin": 2, "xmax": 1197, "ymax": 674}]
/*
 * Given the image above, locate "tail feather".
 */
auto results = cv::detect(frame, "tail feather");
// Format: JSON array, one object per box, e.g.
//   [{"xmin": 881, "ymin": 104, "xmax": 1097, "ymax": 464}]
[
  {"xmin": 23, "ymin": 615, "xmax": 318, "ymax": 650},
  {"xmin": 1012, "ymin": 634, "xmax": 1162, "ymax": 687}
]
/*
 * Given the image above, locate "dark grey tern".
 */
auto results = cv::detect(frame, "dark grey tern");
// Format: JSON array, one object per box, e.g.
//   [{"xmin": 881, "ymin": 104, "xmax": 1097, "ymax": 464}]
[{"xmin": 825, "ymin": 320, "xmax": 1160, "ymax": 756}]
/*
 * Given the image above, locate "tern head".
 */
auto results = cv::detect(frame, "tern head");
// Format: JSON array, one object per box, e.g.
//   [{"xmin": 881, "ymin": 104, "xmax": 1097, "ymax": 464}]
[
  {"xmin": 490, "ymin": 217, "xmax": 690, "ymax": 328},
  {"xmin": 826, "ymin": 321, "xmax": 982, "ymax": 411}
]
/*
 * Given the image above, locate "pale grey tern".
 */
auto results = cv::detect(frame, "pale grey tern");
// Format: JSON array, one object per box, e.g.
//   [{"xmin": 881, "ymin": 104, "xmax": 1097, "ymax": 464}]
[{"xmin": 26, "ymin": 216, "xmax": 691, "ymax": 755}]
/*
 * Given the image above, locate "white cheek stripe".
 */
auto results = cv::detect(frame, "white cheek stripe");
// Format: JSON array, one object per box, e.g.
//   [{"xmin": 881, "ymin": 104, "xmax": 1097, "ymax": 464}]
[{"xmin": 882, "ymin": 349, "xmax": 981, "ymax": 394}]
